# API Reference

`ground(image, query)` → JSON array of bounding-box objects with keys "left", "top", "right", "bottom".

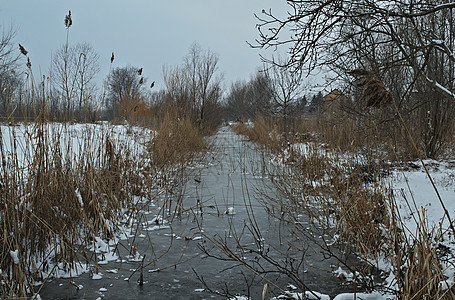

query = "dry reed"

[
  {"left": 234, "top": 112, "right": 455, "bottom": 298},
  {"left": 0, "top": 106, "right": 208, "bottom": 297}
]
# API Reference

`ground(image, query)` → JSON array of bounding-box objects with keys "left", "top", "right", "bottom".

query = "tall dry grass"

[
  {"left": 0, "top": 17, "right": 213, "bottom": 297},
  {"left": 0, "top": 123, "right": 134, "bottom": 297},
  {"left": 232, "top": 117, "right": 283, "bottom": 153},
  {"left": 0, "top": 104, "right": 208, "bottom": 298},
  {"left": 148, "top": 108, "right": 206, "bottom": 170},
  {"left": 234, "top": 111, "right": 455, "bottom": 298}
]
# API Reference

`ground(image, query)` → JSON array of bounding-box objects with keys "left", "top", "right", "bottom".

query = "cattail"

[
  {"left": 18, "top": 44, "right": 28, "bottom": 56},
  {"left": 150, "top": 81, "right": 155, "bottom": 89},
  {"left": 110, "top": 52, "right": 114, "bottom": 64},
  {"left": 139, "top": 77, "right": 144, "bottom": 84},
  {"left": 64, "top": 10, "right": 72, "bottom": 28},
  {"left": 137, "top": 68, "right": 143, "bottom": 75}
]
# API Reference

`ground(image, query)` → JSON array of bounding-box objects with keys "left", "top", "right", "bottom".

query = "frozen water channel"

[{"left": 38, "top": 127, "right": 363, "bottom": 299}]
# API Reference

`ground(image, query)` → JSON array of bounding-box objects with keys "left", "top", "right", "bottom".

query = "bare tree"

[
  {"left": 105, "top": 66, "right": 146, "bottom": 117},
  {"left": 0, "top": 25, "right": 19, "bottom": 72},
  {"left": 162, "top": 64, "right": 191, "bottom": 113},
  {"left": 188, "top": 43, "right": 221, "bottom": 127},
  {"left": 263, "top": 56, "right": 305, "bottom": 141},
  {"left": 0, "top": 25, "right": 21, "bottom": 117},
  {"left": 254, "top": 1, "right": 455, "bottom": 101},
  {"left": 225, "top": 71, "right": 273, "bottom": 121},
  {"left": 163, "top": 42, "right": 223, "bottom": 130},
  {"left": 247, "top": 71, "right": 274, "bottom": 117},
  {"left": 51, "top": 42, "right": 100, "bottom": 118},
  {"left": 225, "top": 80, "right": 250, "bottom": 121}
]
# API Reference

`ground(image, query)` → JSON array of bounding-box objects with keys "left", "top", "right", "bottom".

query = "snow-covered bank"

[
  {"left": 0, "top": 122, "right": 156, "bottom": 169},
  {"left": 391, "top": 159, "right": 455, "bottom": 237},
  {"left": 271, "top": 139, "right": 455, "bottom": 299}
]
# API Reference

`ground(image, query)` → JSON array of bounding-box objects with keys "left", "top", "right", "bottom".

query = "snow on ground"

[
  {"left": 332, "top": 292, "right": 389, "bottom": 300},
  {"left": 390, "top": 159, "right": 455, "bottom": 237},
  {"left": 286, "top": 141, "right": 455, "bottom": 242},
  {"left": 270, "top": 290, "right": 330, "bottom": 300},
  {"left": 0, "top": 122, "right": 156, "bottom": 170}
]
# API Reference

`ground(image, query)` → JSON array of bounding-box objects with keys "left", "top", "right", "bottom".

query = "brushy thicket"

[{"left": 233, "top": 111, "right": 455, "bottom": 299}]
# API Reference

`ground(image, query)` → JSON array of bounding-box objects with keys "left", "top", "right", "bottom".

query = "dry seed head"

[
  {"left": 348, "top": 69, "right": 371, "bottom": 77},
  {"left": 150, "top": 81, "right": 155, "bottom": 89},
  {"left": 65, "top": 10, "right": 72, "bottom": 28},
  {"left": 138, "top": 68, "right": 143, "bottom": 75},
  {"left": 110, "top": 52, "right": 115, "bottom": 63},
  {"left": 349, "top": 68, "right": 392, "bottom": 108},
  {"left": 26, "top": 57, "right": 32, "bottom": 69},
  {"left": 18, "top": 44, "right": 28, "bottom": 56},
  {"left": 139, "top": 77, "right": 144, "bottom": 84}
]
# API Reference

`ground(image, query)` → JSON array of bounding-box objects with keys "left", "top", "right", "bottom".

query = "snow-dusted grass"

[{"left": 0, "top": 122, "right": 151, "bottom": 297}]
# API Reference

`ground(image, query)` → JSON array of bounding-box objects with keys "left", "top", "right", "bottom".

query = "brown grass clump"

[
  {"left": 387, "top": 198, "right": 455, "bottom": 299},
  {"left": 232, "top": 117, "right": 283, "bottom": 152},
  {"left": 0, "top": 123, "right": 133, "bottom": 285},
  {"left": 147, "top": 108, "right": 206, "bottom": 171},
  {"left": 118, "top": 95, "right": 154, "bottom": 126},
  {"left": 299, "top": 114, "right": 360, "bottom": 151},
  {"left": 270, "top": 143, "right": 390, "bottom": 254}
]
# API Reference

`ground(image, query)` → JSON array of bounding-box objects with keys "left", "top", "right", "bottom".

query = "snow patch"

[
  {"left": 91, "top": 273, "right": 103, "bottom": 280},
  {"left": 9, "top": 250, "right": 19, "bottom": 264}
]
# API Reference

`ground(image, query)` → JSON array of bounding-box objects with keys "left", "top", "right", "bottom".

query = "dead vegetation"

[
  {"left": 349, "top": 69, "right": 393, "bottom": 109},
  {"left": 0, "top": 102, "right": 208, "bottom": 298},
  {"left": 232, "top": 111, "right": 455, "bottom": 299}
]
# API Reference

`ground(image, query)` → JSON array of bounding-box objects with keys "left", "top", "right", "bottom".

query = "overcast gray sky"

[{"left": 0, "top": 0, "right": 288, "bottom": 90}]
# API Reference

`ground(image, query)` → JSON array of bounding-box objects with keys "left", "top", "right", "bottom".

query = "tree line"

[{"left": 0, "top": 22, "right": 326, "bottom": 132}]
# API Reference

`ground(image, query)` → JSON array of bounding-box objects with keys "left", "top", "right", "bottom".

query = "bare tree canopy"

[
  {"left": 225, "top": 70, "right": 274, "bottom": 120},
  {"left": 0, "top": 25, "right": 20, "bottom": 72},
  {"left": 105, "top": 65, "right": 146, "bottom": 114},
  {"left": 163, "top": 42, "right": 223, "bottom": 129},
  {"left": 0, "top": 25, "right": 23, "bottom": 115},
  {"left": 51, "top": 42, "right": 100, "bottom": 112},
  {"left": 264, "top": 56, "right": 305, "bottom": 115},
  {"left": 254, "top": 0, "right": 455, "bottom": 100}
]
